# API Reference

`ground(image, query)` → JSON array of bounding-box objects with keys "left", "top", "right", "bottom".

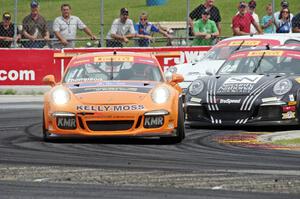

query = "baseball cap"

[
  {"left": 281, "top": 0, "right": 289, "bottom": 8},
  {"left": 30, "top": 1, "right": 39, "bottom": 8},
  {"left": 203, "top": 9, "right": 210, "bottom": 15},
  {"left": 120, "top": 8, "right": 129, "bottom": 15},
  {"left": 248, "top": 0, "right": 256, "bottom": 9},
  {"left": 3, "top": 12, "right": 11, "bottom": 20}
]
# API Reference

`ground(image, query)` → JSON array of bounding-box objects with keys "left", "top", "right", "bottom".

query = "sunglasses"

[
  {"left": 282, "top": 10, "right": 289, "bottom": 13},
  {"left": 140, "top": 18, "right": 147, "bottom": 21},
  {"left": 239, "top": 5, "right": 246, "bottom": 8}
]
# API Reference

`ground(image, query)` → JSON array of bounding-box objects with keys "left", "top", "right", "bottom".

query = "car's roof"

[{"left": 220, "top": 33, "right": 300, "bottom": 44}]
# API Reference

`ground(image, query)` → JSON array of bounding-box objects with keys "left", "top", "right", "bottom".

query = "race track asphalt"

[{"left": 0, "top": 101, "right": 299, "bottom": 199}]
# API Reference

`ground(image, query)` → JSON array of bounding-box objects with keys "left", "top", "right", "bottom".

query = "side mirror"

[
  {"left": 171, "top": 74, "right": 184, "bottom": 84},
  {"left": 43, "top": 75, "right": 56, "bottom": 87},
  {"left": 205, "top": 70, "right": 214, "bottom": 76}
]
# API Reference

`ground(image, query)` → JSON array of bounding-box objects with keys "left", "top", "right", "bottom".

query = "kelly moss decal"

[
  {"left": 94, "top": 56, "right": 134, "bottom": 63},
  {"left": 248, "top": 50, "right": 283, "bottom": 57}
]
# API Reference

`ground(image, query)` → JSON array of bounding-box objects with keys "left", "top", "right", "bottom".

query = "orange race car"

[{"left": 42, "top": 52, "right": 185, "bottom": 143}]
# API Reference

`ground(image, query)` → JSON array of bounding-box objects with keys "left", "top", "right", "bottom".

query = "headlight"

[
  {"left": 273, "top": 79, "right": 293, "bottom": 96},
  {"left": 168, "top": 66, "right": 177, "bottom": 74},
  {"left": 52, "top": 87, "right": 70, "bottom": 105},
  {"left": 189, "top": 79, "right": 204, "bottom": 96},
  {"left": 151, "top": 87, "right": 170, "bottom": 104}
]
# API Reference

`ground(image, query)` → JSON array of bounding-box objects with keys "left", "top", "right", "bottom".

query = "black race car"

[{"left": 185, "top": 46, "right": 300, "bottom": 126}]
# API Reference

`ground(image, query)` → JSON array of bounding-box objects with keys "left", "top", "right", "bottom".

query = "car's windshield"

[
  {"left": 203, "top": 45, "right": 254, "bottom": 61},
  {"left": 217, "top": 51, "right": 300, "bottom": 75},
  {"left": 63, "top": 61, "right": 163, "bottom": 83}
]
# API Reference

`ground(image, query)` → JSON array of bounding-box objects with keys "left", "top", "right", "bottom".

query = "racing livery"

[
  {"left": 168, "top": 34, "right": 300, "bottom": 91},
  {"left": 186, "top": 46, "right": 300, "bottom": 126},
  {"left": 43, "top": 52, "right": 185, "bottom": 143}
]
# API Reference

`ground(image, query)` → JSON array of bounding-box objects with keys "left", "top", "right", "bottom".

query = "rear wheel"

[{"left": 161, "top": 97, "right": 185, "bottom": 144}]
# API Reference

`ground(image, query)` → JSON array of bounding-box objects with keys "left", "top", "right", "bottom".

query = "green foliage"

[
  {"left": 2, "top": 89, "right": 17, "bottom": 95},
  {"left": 274, "top": 138, "right": 300, "bottom": 145}
]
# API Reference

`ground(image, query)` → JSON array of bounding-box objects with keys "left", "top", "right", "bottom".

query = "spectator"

[
  {"left": 274, "top": 0, "right": 293, "bottom": 27},
  {"left": 232, "top": 1, "right": 262, "bottom": 36},
  {"left": 248, "top": 0, "right": 259, "bottom": 34},
  {"left": 106, "top": 8, "right": 150, "bottom": 47},
  {"left": 261, "top": 4, "right": 275, "bottom": 33},
  {"left": 134, "top": 12, "right": 171, "bottom": 47},
  {"left": 22, "top": 1, "right": 49, "bottom": 48},
  {"left": 0, "top": 12, "right": 20, "bottom": 48},
  {"left": 52, "top": 4, "right": 96, "bottom": 49},
  {"left": 189, "top": 0, "right": 221, "bottom": 36},
  {"left": 192, "top": 10, "right": 219, "bottom": 46},
  {"left": 292, "top": 10, "right": 300, "bottom": 33},
  {"left": 276, "top": 8, "right": 292, "bottom": 33}
]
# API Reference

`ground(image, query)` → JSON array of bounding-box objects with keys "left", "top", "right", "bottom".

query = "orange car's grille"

[{"left": 86, "top": 120, "right": 134, "bottom": 131}]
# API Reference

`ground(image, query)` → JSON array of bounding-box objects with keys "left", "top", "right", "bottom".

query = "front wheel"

[
  {"left": 161, "top": 97, "right": 185, "bottom": 144},
  {"left": 42, "top": 111, "right": 51, "bottom": 142}
]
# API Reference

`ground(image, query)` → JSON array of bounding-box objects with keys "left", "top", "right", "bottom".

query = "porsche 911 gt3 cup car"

[
  {"left": 186, "top": 46, "right": 300, "bottom": 126},
  {"left": 43, "top": 52, "right": 185, "bottom": 143},
  {"left": 168, "top": 34, "right": 300, "bottom": 91}
]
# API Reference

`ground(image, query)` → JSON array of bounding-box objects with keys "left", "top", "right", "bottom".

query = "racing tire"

[
  {"left": 42, "top": 110, "right": 51, "bottom": 142},
  {"left": 160, "top": 97, "right": 185, "bottom": 144}
]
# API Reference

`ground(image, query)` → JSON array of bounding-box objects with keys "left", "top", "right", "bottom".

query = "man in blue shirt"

[{"left": 134, "top": 12, "right": 171, "bottom": 47}]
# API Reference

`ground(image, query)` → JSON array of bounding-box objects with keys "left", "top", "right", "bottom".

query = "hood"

[
  {"left": 210, "top": 74, "right": 284, "bottom": 96},
  {"left": 177, "top": 60, "right": 225, "bottom": 81},
  {"left": 67, "top": 81, "right": 158, "bottom": 104}
]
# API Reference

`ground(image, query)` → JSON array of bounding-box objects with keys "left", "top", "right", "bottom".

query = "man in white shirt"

[
  {"left": 53, "top": 3, "right": 96, "bottom": 48},
  {"left": 106, "top": 8, "right": 150, "bottom": 47},
  {"left": 248, "top": 0, "right": 259, "bottom": 34}
]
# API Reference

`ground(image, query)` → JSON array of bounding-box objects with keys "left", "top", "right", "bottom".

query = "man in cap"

[
  {"left": 52, "top": 3, "right": 96, "bottom": 48},
  {"left": 248, "top": 0, "right": 260, "bottom": 34},
  {"left": 22, "top": 0, "right": 50, "bottom": 48},
  {"left": 192, "top": 9, "right": 219, "bottom": 46},
  {"left": 274, "top": 0, "right": 294, "bottom": 27},
  {"left": 232, "top": 1, "right": 262, "bottom": 36},
  {"left": 0, "top": 12, "right": 21, "bottom": 48},
  {"left": 189, "top": 0, "right": 221, "bottom": 36},
  {"left": 106, "top": 8, "right": 151, "bottom": 47}
]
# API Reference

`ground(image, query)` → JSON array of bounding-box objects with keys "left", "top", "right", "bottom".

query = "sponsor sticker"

[
  {"left": 288, "top": 101, "right": 297, "bottom": 106},
  {"left": 289, "top": 94, "right": 295, "bottom": 102},
  {"left": 229, "top": 40, "right": 261, "bottom": 46},
  {"left": 282, "top": 111, "right": 296, "bottom": 120},
  {"left": 144, "top": 116, "right": 164, "bottom": 128},
  {"left": 248, "top": 50, "right": 283, "bottom": 57},
  {"left": 57, "top": 117, "right": 77, "bottom": 129},
  {"left": 224, "top": 75, "right": 263, "bottom": 84},
  {"left": 218, "top": 83, "right": 254, "bottom": 93},
  {"left": 94, "top": 56, "right": 134, "bottom": 62},
  {"left": 219, "top": 99, "right": 241, "bottom": 104},
  {"left": 76, "top": 104, "right": 144, "bottom": 112},
  {"left": 295, "top": 77, "right": 300, "bottom": 84}
]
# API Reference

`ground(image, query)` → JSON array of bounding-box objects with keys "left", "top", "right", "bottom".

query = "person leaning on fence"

[
  {"left": 189, "top": 0, "right": 221, "bottom": 37},
  {"left": 0, "top": 12, "right": 21, "bottom": 48},
  {"left": 275, "top": 7, "right": 292, "bottom": 33},
  {"left": 292, "top": 10, "right": 300, "bottom": 33},
  {"left": 232, "top": 1, "right": 262, "bottom": 36},
  {"left": 22, "top": 1, "right": 50, "bottom": 48},
  {"left": 248, "top": 0, "right": 259, "bottom": 34},
  {"left": 261, "top": 4, "right": 276, "bottom": 33},
  {"left": 192, "top": 9, "right": 219, "bottom": 46},
  {"left": 106, "top": 8, "right": 150, "bottom": 47},
  {"left": 52, "top": 4, "right": 96, "bottom": 49},
  {"left": 274, "top": 0, "right": 293, "bottom": 28},
  {"left": 134, "top": 12, "right": 171, "bottom": 47}
]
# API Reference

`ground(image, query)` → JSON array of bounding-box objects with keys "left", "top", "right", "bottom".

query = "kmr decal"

[
  {"left": 57, "top": 117, "right": 77, "bottom": 129},
  {"left": 144, "top": 116, "right": 164, "bottom": 128},
  {"left": 76, "top": 104, "right": 144, "bottom": 112},
  {"left": 224, "top": 75, "right": 263, "bottom": 84}
]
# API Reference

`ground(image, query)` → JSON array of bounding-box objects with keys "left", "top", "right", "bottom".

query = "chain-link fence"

[{"left": 0, "top": 0, "right": 299, "bottom": 48}]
